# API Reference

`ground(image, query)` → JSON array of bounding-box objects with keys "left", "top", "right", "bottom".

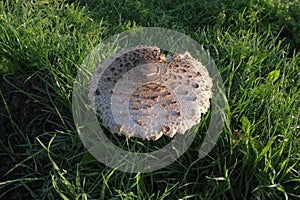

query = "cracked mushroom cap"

[{"left": 89, "top": 46, "right": 213, "bottom": 140}]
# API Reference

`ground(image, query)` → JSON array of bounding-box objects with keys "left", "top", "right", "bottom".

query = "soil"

[{"left": 0, "top": 73, "right": 61, "bottom": 199}]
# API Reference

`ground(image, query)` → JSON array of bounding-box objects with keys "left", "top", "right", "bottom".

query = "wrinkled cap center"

[{"left": 140, "top": 63, "right": 160, "bottom": 76}]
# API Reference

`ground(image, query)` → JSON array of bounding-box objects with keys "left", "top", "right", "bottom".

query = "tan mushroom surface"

[{"left": 89, "top": 46, "right": 213, "bottom": 140}]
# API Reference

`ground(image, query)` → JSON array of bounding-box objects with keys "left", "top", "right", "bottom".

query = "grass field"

[{"left": 0, "top": 0, "right": 299, "bottom": 199}]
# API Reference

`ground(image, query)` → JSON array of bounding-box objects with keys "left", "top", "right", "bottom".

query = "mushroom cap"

[{"left": 89, "top": 46, "right": 213, "bottom": 140}]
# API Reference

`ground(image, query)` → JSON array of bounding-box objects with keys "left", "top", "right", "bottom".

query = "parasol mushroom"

[{"left": 89, "top": 46, "right": 213, "bottom": 140}]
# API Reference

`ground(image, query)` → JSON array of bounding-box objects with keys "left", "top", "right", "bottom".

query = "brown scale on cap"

[{"left": 89, "top": 46, "right": 213, "bottom": 140}]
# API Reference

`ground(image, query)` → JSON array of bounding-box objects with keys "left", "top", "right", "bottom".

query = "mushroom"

[{"left": 89, "top": 46, "right": 213, "bottom": 140}]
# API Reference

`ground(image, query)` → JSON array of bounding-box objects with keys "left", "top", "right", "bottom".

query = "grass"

[{"left": 0, "top": 0, "right": 299, "bottom": 199}]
